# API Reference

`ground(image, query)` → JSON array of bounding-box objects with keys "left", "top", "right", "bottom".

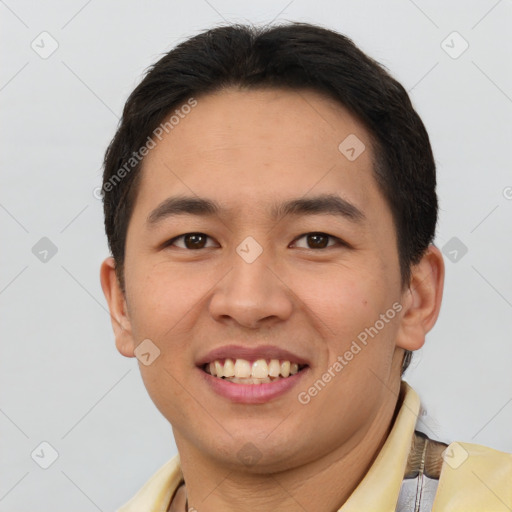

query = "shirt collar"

[{"left": 341, "top": 380, "right": 420, "bottom": 510}]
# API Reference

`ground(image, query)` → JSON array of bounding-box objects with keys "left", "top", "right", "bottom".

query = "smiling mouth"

[{"left": 202, "top": 358, "right": 308, "bottom": 384}]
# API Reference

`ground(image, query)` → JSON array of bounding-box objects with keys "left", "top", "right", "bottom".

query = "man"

[{"left": 99, "top": 22, "right": 511, "bottom": 511}]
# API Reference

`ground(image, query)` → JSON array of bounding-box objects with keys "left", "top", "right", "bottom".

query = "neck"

[{"left": 174, "top": 374, "right": 403, "bottom": 512}]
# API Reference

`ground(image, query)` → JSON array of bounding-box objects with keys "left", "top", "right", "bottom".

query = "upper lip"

[{"left": 196, "top": 344, "right": 311, "bottom": 367}]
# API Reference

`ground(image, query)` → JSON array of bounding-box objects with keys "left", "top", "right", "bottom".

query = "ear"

[
  {"left": 395, "top": 244, "right": 445, "bottom": 352},
  {"left": 100, "top": 257, "right": 136, "bottom": 358}
]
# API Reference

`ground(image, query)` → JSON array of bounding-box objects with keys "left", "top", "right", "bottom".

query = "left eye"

[
  {"left": 165, "top": 233, "right": 217, "bottom": 250},
  {"left": 291, "top": 233, "right": 342, "bottom": 249}
]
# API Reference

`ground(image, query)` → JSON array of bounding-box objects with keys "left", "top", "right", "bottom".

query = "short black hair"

[{"left": 102, "top": 22, "right": 438, "bottom": 375}]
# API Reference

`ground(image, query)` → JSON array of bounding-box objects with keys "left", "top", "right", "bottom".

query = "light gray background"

[{"left": 1, "top": 0, "right": 511, "bottom": 510}]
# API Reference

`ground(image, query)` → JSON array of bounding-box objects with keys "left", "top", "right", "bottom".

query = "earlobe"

[
  {"left": 99, "top": 257, "right": 136, "bottom": 358},
  {"left": 395, "top": 244, "right": 445, "bottom": 352}
]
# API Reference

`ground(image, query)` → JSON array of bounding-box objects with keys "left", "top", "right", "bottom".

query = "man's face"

[{"left": 115, "top": 88, "right": 410, "bottom": 470}]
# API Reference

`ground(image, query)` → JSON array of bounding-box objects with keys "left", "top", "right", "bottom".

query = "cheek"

[
  {"left": 290, "top": 265, "right": 387, "bottom": 338},
  {"left": 126, "top": 260, "right": 208, "bottom": 343},
  {"left": 138, "top": 361, "right": 191, "bottom": 430},
  {"left": 290, "top": 262, "right": 399, "bottom": 376},
  {"left": 128, "top": 264, "right": 204, "bottom": 418}
]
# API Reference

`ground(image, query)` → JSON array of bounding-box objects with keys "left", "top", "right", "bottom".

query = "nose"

[{"left": 208, "top": 246, "right": 293, "bottom": 329}]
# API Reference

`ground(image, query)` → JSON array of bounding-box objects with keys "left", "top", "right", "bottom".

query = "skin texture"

[{"left": 100, "top": 87, "right": 445, "bottom": 512}]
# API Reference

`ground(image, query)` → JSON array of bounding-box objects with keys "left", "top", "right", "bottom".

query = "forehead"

[{"left": 130, "top": 87, "right": 391, "bottom": 231}]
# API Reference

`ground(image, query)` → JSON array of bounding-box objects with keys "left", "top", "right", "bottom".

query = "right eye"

[{"left": 164, "top": 232, "right": 218, "bottom": 250}]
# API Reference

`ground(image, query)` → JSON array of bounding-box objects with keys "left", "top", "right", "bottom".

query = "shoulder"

[
  {"left": 399, "top": 430, "right": 512, "bottom": 511},
  {"left": 116, "top": 455, "right": 183, "bottom": 512},
  {"left": 433, "top": 440, "right": 512, "bottom": 511}
]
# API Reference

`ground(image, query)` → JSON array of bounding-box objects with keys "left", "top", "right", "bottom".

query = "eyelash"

[{"left": 164, "top": 232, "right": 348, "bottom": 250}]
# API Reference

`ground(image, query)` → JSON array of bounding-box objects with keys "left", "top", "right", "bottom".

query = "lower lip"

[{"left": 198, "top": 367, "right": 310, "bottom": 404}]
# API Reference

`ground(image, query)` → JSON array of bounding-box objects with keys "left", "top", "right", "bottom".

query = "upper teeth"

[{"left": 207, "top": 358, "right": 301, "bottom": 379}]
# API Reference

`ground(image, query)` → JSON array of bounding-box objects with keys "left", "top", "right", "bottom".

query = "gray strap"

[
  {"left": 396, "top": 474, "right": 439, "bottom": 512},
  {"left": 395, "top": 430, "right": 446, "bottom": 511}
]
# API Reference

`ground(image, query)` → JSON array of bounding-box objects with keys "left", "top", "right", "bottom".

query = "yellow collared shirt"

[{"left": 117, "top": 381, "right": 512, "bottom": 511}]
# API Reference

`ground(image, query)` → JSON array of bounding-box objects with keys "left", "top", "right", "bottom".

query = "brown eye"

[
  {"left": 306, "top": 233, "right": 329, "bottom": 248},
  {"left": 184, "top": 233, "right": 207, "bottom": 249},
  {"left": 166, "top": 233, "right": 215, "bottom": 249},
  {"left": 292, "top": 232, "right": 340, "bottom": 249}
]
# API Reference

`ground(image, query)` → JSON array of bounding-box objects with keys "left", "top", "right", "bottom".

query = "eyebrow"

[{"left": 146, "top": 194, "right": 366, "bottom": 228}]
